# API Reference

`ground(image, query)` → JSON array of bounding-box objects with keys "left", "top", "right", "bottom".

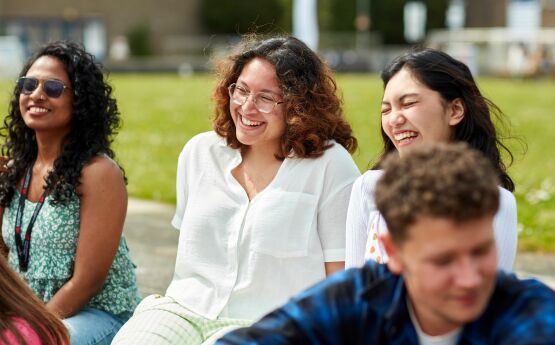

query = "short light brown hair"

[
  {"left": 212, "top": 35, "right": 357, "bottom": 159},
  {"left": 375, "top": 143, "right": 500, "bottom": 244}
]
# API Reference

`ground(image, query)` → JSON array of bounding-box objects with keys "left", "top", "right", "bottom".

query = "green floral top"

[{"left": 1, "top": 190, "right": 140, "bottom": 315}]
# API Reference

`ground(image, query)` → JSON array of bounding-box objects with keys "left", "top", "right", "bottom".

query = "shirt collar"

[
  {"left": 215, "top": 135, "right": 242, "bottom": 161},
  {"left": 216, "top": 135, "right": 231, "bottom": 148},
  {"left": 359, "top": 263, "right": 411, "bottom": 330}
]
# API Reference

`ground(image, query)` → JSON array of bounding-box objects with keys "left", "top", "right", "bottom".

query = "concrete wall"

[
  {"left": 466, "top": 0, "right": 507, "bottom": 27},
  {"left": 542, "top": 7, "right": 555, "bottom": 26}
]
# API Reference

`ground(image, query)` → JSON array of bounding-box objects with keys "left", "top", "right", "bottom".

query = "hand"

[{"left": 0, "top": 156, "right": 14, "bottom": 173}]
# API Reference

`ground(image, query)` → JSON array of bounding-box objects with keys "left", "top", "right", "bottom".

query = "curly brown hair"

[
  {"left": 375, "top": 143, "right": 500, "bottom": 244},
  {"left": 213, "top": 35, "right": 357, "bottom": 159}
]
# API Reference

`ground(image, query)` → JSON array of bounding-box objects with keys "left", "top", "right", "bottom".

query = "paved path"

[
  {"left": 124, "top": 198, "right": 555, "bottom": 297},
  {"left": 124, "top": 199, "right": 178, "bottom": 297}
]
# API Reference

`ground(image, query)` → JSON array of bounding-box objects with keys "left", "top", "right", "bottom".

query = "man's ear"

[
  {"left": 448, "top": 98, "right": 465, "bottom": 126},
  {"left": 380, "top": 233, "right": 403, "bottom": 274}
]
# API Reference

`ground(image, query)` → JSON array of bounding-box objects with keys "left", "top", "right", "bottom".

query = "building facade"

[{"left": 0, "top": 0, "right": 201, "bottom": 60}]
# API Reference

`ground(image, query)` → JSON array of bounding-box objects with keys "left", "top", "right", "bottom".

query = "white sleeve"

[
  {"left": 494, "top": 187, "right": 518, "bottom": 271},
  {"left": 318, "top": 183, "right": 357, "bottom": 262},
  {"left": 345, "top": 171, "right": 383, "bottom": 268},
  {"left": 171, "top": 145, "right": 189, "bottom": 231},
  {"left": 345, "top": 175, "right": 370, "bottom": 268},
  {"left": 316, "top": 146, "right": 361, "bottom": 262}
]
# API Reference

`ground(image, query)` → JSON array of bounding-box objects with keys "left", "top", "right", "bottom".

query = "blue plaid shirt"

[{"left": 218, "top": 261, "right": 555, "bottom": 344}]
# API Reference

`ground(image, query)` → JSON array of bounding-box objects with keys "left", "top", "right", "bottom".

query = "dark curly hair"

[
  {"left": 0, "top": 40, "right": 124, "bottom": 206},
  {"left": 213, "top": 35, "right": 357, "bottom": 159},
  {"left": 375, "top": 48, "right": 514, "bottom": 192},
  {"left": 376, "top": 143, "right": 500, "bottom": 244}
]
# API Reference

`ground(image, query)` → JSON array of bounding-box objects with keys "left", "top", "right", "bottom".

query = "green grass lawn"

[{"left": 1, "top": 74, "right": 554, "bottom": 251}]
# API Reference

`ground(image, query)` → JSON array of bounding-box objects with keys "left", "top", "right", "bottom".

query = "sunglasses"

[{"left": 17, "top": 77, "right": 71, "bottom": 98}]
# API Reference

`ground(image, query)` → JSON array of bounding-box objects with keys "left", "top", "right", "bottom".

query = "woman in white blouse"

[
  {"left": 346, "top": 48, "right": 517, "bottom": 271},
  {"left": 113, "top": 36, "right": 360, "bottom": 344}
]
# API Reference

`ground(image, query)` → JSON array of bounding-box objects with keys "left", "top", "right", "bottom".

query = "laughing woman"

[
  {"left": 112, "top": 36, "right": 360, "bottom": 345},
  {"left": 0, "top": 41, "right": 140, "bottom": 345},
  {"left": 345, "top": 48, "right": 517, "bottom": 271}
]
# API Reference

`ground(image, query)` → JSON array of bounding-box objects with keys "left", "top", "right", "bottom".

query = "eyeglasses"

[
  {"left": 228, "top": 83, "right": 283, "bottom": 114},
  {"left": 17, "top": 77, "right": 71, "bottom": 98}
]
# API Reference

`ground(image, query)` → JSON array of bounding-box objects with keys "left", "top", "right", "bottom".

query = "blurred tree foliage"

[
  {"left": 319, "top": 0, "right": 357, "bottom": 31},
  {"left": 425, "top": 0, "right": 449, "bottom": 32},
  {"left": 370, "top": 0, "right": 406, "bottom": 44},
  {"left": 200, "top": 0, "right": 358, "bottom": 34},
  {"left": 199, "top": 0, "right": 447, "bottom": 44},
  {"left": 127, "top": 24, "right": 151, "bottom": 56},
  {"left": 370, "top": 0, "right": 448, "bottom": 44},
  {"left": 201, "top": 0, "right": 289, "bottom": 34}
]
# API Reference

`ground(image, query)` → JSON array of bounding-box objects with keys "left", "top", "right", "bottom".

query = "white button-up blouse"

[{"left": 166, "top": 131, "right": 360, "bottom": 320}]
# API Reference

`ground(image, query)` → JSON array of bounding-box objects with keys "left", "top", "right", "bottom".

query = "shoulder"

[
  {"left": 81, "top": 155, "right": 124, "bottom": 183},
  {"left": 320, "top": 141, "right": 357, "bottom": 162},
  {"left": 491, "top": 271, "right": 555, "bottom": 316},
  {"left": 290, "top": 141, "right": 359, "bottom": 187},
  {"left": 495, "top": 272, "right": 555, "bottom": 302},
  {"left": 183, "top": 131, "right": 223, "bottom": 151},
  {"left": 487, "top": 273, "right": 555, "bottom": 339},
  {"left": 357, "top": 170, "right": 383, "bottom": 188},
  {"left": 498, "top": 186, "right": 516, "bottom": 205},
  {"left": 179, "top": 131, "right": 227, "bottom": 159},
  {"left": 3, "top": 317, "right": 42, "bottom": 344},
  {"left": 352, "top": 170, "right": 383, "bottom": 196},
  {"left": 78, "top": 155, "right": 125, "bottom": 194},
  {"left": 495, "top": 186, "right": 517, "bottom": 218},
  {"left": 313, "top": 141, "right": 360, "bottom": 175}
]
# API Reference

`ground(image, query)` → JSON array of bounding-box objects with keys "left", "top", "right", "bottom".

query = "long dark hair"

[
  {"left": 375, "top": 48, "right": 514, "bottom": 192},
  {"left": 213, "top": 35, "right": 357, "bottom": 159},
  {"left": 0, "top": 255, "right": 69, "bottom": 344},
  {"left": 0, "top": 40, "right": 124, "bottom": 206}
]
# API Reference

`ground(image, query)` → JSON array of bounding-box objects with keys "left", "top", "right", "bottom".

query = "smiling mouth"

[
  {"left": 452, "top": 292, "right": 481, "bottom": 306},
  {"left": 28, "top": 106, "right": 50, "bottom": 113},
  {"left": 240, "top": 115, "right": 263, "bottom": 127},
  {"left": 394, "top": 131, "right": 418, "bottom": 144}
]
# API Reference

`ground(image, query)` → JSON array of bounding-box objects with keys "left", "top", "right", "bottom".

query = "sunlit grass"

[{"left": 1, "top": 74, "right": 554, "bottom": 251}]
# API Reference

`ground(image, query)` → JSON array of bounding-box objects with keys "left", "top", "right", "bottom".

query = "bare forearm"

[
  {"left": 325, "top": 261, "right": 345, "bottom": 276},
  {"left": 46, "top": 277, "right": 104, "bottom": 318}
]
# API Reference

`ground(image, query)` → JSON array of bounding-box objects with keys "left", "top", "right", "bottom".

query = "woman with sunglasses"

[
  {"left": 0, "top": 41, "right": 140, "bottom": 344},
  {"left": 345, "top": 48, "right": 517, "bottom": 271},
  {"left": 112, "top": 36, "right": 360, "bottom": 345}
]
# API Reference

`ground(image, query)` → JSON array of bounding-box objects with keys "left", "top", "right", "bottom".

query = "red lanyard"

[{"left": 14, "top": 164, "right": 47, "bottom": 272}]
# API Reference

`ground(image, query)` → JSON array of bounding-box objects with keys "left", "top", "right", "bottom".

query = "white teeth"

[
  {"left": 394, "top": 131, "right": 417, "bottom": 141},
  {"left": 241, "top": 116, "right": 262, "bottom": 126},
  {"left": 29, "top": 107, "right": 48, "bottom": 113}
]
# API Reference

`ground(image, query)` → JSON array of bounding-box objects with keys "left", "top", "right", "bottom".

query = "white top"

[
  {"left": 345, "top": 170, "right": 518, "bottom": 271},
  {"left": 167, "top": 131, "right": 360, "bottom": 320},
  {"left": 407, "top": 298, "right": 461, "bottom": 345}
]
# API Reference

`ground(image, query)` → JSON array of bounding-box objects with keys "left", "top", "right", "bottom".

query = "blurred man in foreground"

[{"left": 218, "top": 143, "right": 555, "bottom": 344}]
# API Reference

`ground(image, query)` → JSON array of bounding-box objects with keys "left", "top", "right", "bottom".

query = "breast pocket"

[{"left": 251, "top": 191, "right": 317, "bottom": 258}]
